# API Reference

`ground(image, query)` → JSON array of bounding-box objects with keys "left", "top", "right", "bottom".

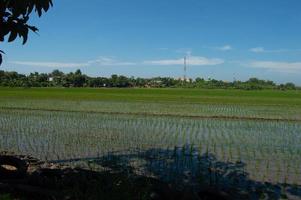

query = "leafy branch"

[{"left": 0, "top": 0, "right": 53, "bottom": 65}]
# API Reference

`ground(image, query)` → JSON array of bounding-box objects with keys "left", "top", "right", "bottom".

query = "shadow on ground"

[{"left": 1, "top": 147, "right": 301, "bottom": 200}]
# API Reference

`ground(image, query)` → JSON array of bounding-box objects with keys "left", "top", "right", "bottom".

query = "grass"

[
  {"left": 0, "top": 87, "right": 300, "bottom": 121},
  {"left": 0, "top": 87, "right": 301, "bottom": 106}
]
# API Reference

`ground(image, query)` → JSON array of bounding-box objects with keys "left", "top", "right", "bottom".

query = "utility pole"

[{"left": 184, "top": 56, "right": 187, "bottom": 81}]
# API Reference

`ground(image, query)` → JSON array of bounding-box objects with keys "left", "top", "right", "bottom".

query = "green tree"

[
  {"left": 0, "top": 0, "right": 53, "bottom": 65},
  {"left": 284, "top": 82, "right": 296, "bottom": 90}
]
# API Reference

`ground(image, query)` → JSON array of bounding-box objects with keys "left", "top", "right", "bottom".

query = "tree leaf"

[
  {"left": 27, "top": 4, "right": 34, "bottom": 14},
  {"left": 8, "top": 31, "right": 18, "bottom": 42},
  {"left": 0, "top": 50, "right": 4, "bottom": 66},
  {"left": 42, "top": 0, "right": 50, "bottom": 12},
  {"left": 22, "top": 28, "right": 29, "bottom": 45},
  {"left": 28, "top": 25, "right": 39, "bottom": 32}
]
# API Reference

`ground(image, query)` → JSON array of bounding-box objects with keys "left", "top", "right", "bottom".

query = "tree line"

[{"left": 0, "top": 69, "right": 298, "bottom": 90}]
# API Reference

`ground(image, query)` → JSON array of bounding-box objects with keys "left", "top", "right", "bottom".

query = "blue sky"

[{"left": 1, "top": 0, "right": 301, "bottom": 84}]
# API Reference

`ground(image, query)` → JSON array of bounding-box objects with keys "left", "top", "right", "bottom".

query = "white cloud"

[
  {"left": 249, "top": 61, "right": 301, "bottom": 73},
  {"left": 9, "top": 56, "right": 224, "bottom": 68},
  {"left": 202, "top": 45, "right": 233, "bottom": 51},
  {"left": 249, "top": 47, "right": 301, "bottom": 53},
  {"left": 216, "top": 45, "right": 233, "bottom": 51},
  {"left": 9, "top": 61, "right": 88, "bottom": 68},
  {"left": 144, "top": 56, "right": 224, "bottom": 66},
  {"left": 249, "top": 47, "right": 265, "bottom": 53},
  {"left": 9, "top": 57, "right": 136, "bottom": 68},
  {"left": 88, "top": 57, "right": 136, "bottom": 66}
]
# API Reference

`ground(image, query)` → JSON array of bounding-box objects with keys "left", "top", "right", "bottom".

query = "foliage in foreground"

[
  {"left": 0, "top": 69, "right": 298, "bottom": 90},
  {"left": 0, "top": 0, "right": 53, "bottom": 65}
]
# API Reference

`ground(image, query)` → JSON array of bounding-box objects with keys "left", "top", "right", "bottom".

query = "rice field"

[{"left": 0, "top": 87, "right": 301, "bottom": 196}]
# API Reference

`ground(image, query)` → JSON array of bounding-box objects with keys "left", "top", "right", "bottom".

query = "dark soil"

[{"left": 0, "top": 152, "right": 230, "bottom": 200}]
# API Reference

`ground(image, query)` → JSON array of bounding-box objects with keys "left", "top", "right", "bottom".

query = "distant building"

[
  {"left": 178, "top": 77, "right": 191, "bottom": 82},
  {"left": 48, "top": 77, "right": 54, "bottom": 82}
]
